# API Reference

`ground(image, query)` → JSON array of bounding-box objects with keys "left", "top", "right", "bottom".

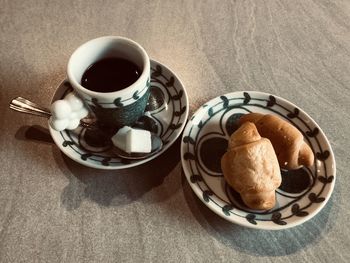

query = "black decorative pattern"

[
  {"left": 190, "top": 174, "right": 203, "bottom": 183},
  {"left": 166, "top": 76, "right": 175, "bottom": 87},
  {"left": 306, "top": 128, "right": 319, "bottom": 137},
  {"left": 291, "top": 204, "right": 309, "bottom": 217},
  {"left": 203, "top": 190, "right": 214, "bottom": 202},
  {"left": 287, "top": 108, "right": 300, "bottom": 118},
  {"left": 316, "top": 151, "right": 330, "bottom": 161},
  {"left": 243, "top": 92, "right": 251, "bottom": 104},
  {"left": 62, "top": 140, "right": 74, "bottom": 147},
  {"left": 183, "top": 136, "right": 195, "bottom": 144},
  {"left": 81, "top": 153, "right": 92, "bottom": 161},
  {"left": 222, "top": 205, "right": 234, "bottom": 216},
  {"left": 267, "top": 95, "right": 276, "bottom": 107},
  {"left": 271, "top": 212, "right": 287, "bottom": 225},
  {"left": 151, "top": 65, "right": 162, "bottom": 78},
  {"left": 318, "top": 175, "right": 334, "bottom": 184},
  {"left": 174, "top": 106, "right": 187, "bottom": 117},
  {"left": 54, "top": 62, "right": 188, "bottom": 168},
  {"left": 113, "top": 98, "right": 123, "bottom": 107},
  {"left": 220, "top": 96, "right": 229, "bottom": 108},
  {"left": 184, "top": 152, "right": 196, "bottom": 160},
  {"left": 85, "top": 78, "right": 150, "bottom": 106},
  {"left": 182, "top": 91, "right": 335, "bottom": 228},
  {"left": 246, "top": 214, "right": 257, "bottom": 225}
]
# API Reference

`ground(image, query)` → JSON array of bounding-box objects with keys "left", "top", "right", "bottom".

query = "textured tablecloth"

[{"left": 1, "top": 0, "right": 349, "bottom": 262}]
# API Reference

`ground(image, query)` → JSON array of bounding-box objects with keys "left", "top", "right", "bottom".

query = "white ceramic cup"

[{"left": 67, "top": 36, "right": 151, "bottom": 132}]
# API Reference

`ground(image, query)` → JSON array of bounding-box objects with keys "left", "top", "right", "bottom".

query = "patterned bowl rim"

[{"left": 181, "top": 90, "right": 336, "bottom": 230}]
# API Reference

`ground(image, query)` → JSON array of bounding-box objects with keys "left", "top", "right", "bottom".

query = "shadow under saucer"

[
  {"left": 54, "top": 137, "right": 182, "bottom": 210},
  {"left": 181, "top": 171, "right": 336, "bottom": 257},
  {"left": 15, "top": 125, "right": 54, "bottom": 144}
]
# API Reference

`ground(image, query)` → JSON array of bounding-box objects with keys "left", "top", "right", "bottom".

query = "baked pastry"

[
  {"left": 221, "top": 122, "right": 281, "bottom": 210},
  {"left": 239, "top": 113, "right": 314, "bottom": 170}
]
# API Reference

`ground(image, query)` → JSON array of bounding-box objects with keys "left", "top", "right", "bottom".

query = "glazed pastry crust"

[
  {"left": 221, "top": 122, "right": 281, "bottom": 210},
  {"left": 239, "top": 113, "right": 314, "bottom": 170}
]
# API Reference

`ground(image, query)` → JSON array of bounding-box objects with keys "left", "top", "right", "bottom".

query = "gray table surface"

[{"left": 1, "top": 0, "right": 349, "bottom": 262}]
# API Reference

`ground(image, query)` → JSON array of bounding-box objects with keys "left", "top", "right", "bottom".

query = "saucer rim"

[{"left": 49, "top": 59, "right": 189, "bottom": 170}]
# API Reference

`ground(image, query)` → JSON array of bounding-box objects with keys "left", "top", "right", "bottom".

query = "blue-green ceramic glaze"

[{"left": 49, "top": 60, "right": 189, "bottom": 170}]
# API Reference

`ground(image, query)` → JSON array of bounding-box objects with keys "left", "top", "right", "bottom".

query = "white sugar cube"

[
  {"left": 125, "top": 129, "right": 152, "bottom": 154},
  {"left": 111, "top": 127, "right": 152, "bottom": 154},
  {"left": 66, "top": 118, "right": 80, "bottom": 130},
  {"left": 69, "top": 111, "right": 78, "bottom": 120},
  {"left": 111, "top": 126, "right": 132, "bottom": 151},
  {"left": 51, "top": 100, "right": 71, "bottom": 119},
  {"left": 69, "top": 108, "right": 89, "bottom": 120},
  {"left": 49, "top": 117, "right": 69, "bottom": 131},
  {"left": 65, "top": 92, "right": 84, "bottom": 111},
  {"left": 77, "top": 107, "right": 89, "bottom": 119}
]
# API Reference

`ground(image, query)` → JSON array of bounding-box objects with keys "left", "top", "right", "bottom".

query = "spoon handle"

[
  {"left": 9, "top": 97, "right": 163, "bottom": 159},
  {"left": 9, "top": 97, "right": 95, "bottom": 129},
  {"left": 9, "top": 97, "right": 51, "bottom": 118}
]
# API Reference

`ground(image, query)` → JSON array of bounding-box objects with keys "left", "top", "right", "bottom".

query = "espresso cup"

[{"left": 67, "top": 36, "right": 151, "bottom": 133}]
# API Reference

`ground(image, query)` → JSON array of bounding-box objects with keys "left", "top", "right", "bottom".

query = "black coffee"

[{"left": 81, "top": 57, "right": 141, "bottom": 92}]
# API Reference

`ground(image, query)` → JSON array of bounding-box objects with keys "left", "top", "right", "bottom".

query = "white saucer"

[
  {"left": 49, "top": 59, "right": 189, "bottom": 169},
  {"left": 181, "top": 91, "right": 336, "bottom": 230}
]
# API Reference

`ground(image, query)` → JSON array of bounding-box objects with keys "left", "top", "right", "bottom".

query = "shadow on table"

[
  {"left": 16, "top": 124, "right": 338, "bottom": 256},
  {"left": 15, "top": 124, "right": 182, "bottom": 210},
  {"left": 54, "top": 135, "right": 182, "bottom": 210},
  {"left": 15, "top": 125, "right": 54, "bottom": 144},
  {"left": 182, "top": 171, "right": 337, "bottom": 257}
]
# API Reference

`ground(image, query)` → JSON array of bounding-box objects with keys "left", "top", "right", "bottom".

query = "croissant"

[
  {"left": 221, "top": 122, "right": 281, "bottom": 210},
  {"left": 239, "top": 113, "right": 314, "bottom": 170}
]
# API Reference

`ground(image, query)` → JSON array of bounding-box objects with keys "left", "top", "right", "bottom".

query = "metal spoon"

[
  {"left": 9, "top": 97, "right": 163, "bottom": 160},
  {"left": 10, "top": 97, "right": 97, "bottom": 128}
]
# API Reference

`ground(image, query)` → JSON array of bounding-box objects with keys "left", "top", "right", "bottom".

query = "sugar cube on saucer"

[
  {"left": 66, "top": 118, "right": 80, "bottom": 130},
  {"left": 111, "top": 126, "right": 132, "bottom": 151},
  {"left": 125, "top": 129, "right": 152, "bottom": 154},
  {"left": 51, "top": 100, "right": 71, "bottom": 119},
  {"left": 111, "top": 126, "right": 152, "bottom": 154},
  {"left": 50, "top": 117, "right": 69, "bottom": 131},
  {"left": 65, "top": 92, "right": 84, "bottom": 111},
  {"left": 49, "top": 92, "right": 90, "bottom": 131}
]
